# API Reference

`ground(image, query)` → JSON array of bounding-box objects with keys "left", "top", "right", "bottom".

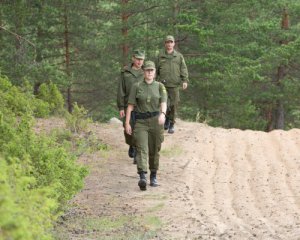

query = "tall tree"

[{"left": 1, "top": 0, "right": 300, "bottom": 129}]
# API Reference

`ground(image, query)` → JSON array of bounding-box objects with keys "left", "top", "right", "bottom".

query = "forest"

[
  {"left": 0, "top": 1, "right": 300, "bottom": 238},
  {"left": 1, "top": 1, "right": 300, "bottom": 130}
]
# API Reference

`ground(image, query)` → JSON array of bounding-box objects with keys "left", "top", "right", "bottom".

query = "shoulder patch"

[{"left": 159, "top": 82, "right": 167, "bottom": 93}]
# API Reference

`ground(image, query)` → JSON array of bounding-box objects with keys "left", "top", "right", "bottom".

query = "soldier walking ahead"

[
  {"left": 156, "top": 35, "right": 189, "bottom": 134},
  {"left": 117, "top": 50, "right": 145, "bottom": 163},
  {"left": 125, "top": 61, "right": 167, "bottom": 191}
]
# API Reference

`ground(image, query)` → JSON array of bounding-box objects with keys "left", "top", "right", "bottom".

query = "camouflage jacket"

[
  {"left": 117, "top": 65, "right": 144, "bottom": 110},
  {"left": 156, "top": 49, "right": 189, "bottom": 88}
]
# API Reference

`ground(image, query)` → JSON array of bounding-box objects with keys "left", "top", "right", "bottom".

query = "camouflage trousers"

[
  {"left": 133, "top": 116, "right": 164, "bottom": 173},
  {"left": 166, "top": 87, "right": 180, "bottom": 123}
]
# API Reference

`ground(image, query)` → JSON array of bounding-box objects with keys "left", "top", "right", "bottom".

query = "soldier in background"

[
  {"left": 125, "top": 61, "right": 167, "bottom": 191},
  {"left": 156, "top": 35, "right": 189, "bottom": 134},
  {"left": 117, "top": 49, "right": 145, "bottom": 164}
]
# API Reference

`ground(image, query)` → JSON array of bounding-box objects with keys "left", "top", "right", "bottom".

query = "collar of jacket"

[
  {"left": 122, "top": 64, "right": 142, "bottom": 77},
  {"left": 160, "top": 49, "right": 179, "bottom": 58}
]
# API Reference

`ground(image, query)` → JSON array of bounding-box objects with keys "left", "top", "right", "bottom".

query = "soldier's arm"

[
  {"left": 125, "top": 104, "right": 134, "bottom": 135},
  {"left": 117, "top": 71, "right": 126, "bottom": 116},
  {"left": 180, "top": 55, "right": 189, "bottom": 83},
  {"left": 180, "top": 55, "right": 189, "bottom": 90},
  {"left": 155, "top": 52, "right": 161, "bottom": 82},
  {"left": 158, "top": 83, "right": 167, "bottom": 125}
]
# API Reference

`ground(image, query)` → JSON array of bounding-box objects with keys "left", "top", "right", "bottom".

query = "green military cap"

[
  {"left": 165, "top": 35, "right": 175, "bottom": 42},
  {"left": 143, "top": 61, "right": 156, "bottom": 70},
  {"left": 133, "top": 49, "right": 145, "bottom": 59}
]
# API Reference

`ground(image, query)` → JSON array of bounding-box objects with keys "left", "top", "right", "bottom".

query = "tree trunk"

[
  {"left": 64, "top": 2, "right": 72, "bottom": 113},
  {"left": 274, "top": 9, "right": 289, "bottom": 130},
  {"left": 14, "top": 4, "right": 22, "bottom": 65},
  {"left": 34, "top": 3, "right": 43, "bottom": 95},
  {"left": 0, "top": 8, "right": 2, "bottom": 41},
  {"left": 121, "top": 0, "right": 129, "bottom": 66},
  {"left": 173, "top": 0, "right": 180, "bottom": 50},
  {"left": 266, "top": 8, "right": 289, "bottom": 131},
  {"left": 275, "top": 101, "right": 284, "bottom": 129}
]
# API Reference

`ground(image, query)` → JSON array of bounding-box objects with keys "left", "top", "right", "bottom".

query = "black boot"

[
  {"left": 164, "top": 117, "right": 170, "bottom": 130},
  {"left": 138, "top": 172, "right": 147, "bottom": 191},
  {"left": 128, "top": 146, "right": 136, "bottom": 158},
  {"left": 168, "top": 122, "right": 175, "bottom": 134},
  {"left": 150, "top": 171, "right": 158, "bottom": 187},
  {"left": 133, "top": 156, "right": 137, "bottom": 164}
]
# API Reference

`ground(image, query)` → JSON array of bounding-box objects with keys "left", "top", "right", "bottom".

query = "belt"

[{"left": 135, "top": 111, "right": 159, "bottom": 119}]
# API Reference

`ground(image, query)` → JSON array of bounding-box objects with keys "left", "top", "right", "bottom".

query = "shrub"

[
  {"left": 37, "top": 82, "right": 65, "bottom": 115},
  {"left": 0, "top": 76, "right": 50, "bottom": 117},
  {"left": 0, "top": 157, "right": 54, "bottom": 240},
  {"left": 65, "top": 102, "right": 91, "bottom": 133},
  {"left": 0, "top": 76, "right": 88, "bottom": 239}
]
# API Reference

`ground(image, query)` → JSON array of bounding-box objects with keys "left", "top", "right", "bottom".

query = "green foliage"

[
  {"left": 65, "top": 102, "right": 91, "bottom": 133},
  {"left": 38, "top": 82, "right": 65, "bottom": 115},
  {"left": 287, "top": 109, "right": 300, "bottom": 129},
  {"left": 93, "top": 102, "right": 119, "bottom": 122},
  {"left": 73, "top": 133, "right": 109, "bottom": 155},
  {"left": 178, "top": 0, "right": 300, "bottom": 130},
  {"left": 0, "top": 76, "right": 88, "bottom": 239},
  {"left": 0, "top": 76, "right": 50, "bottom": 117},
  {"left": 1, "top": 0, "right": 300, "bottom": 130},
  {"left": 0, "top": 157, "right": 54, "bottom": 240}
]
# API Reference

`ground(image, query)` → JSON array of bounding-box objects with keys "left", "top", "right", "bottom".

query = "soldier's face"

[
  {"left": 165, "top": 40, "right": 175, "bottom": 51},
  {"left": 132, "top": 57, "right": 144, "bottom": 69},
  {"left": 144, "top": 69, "right": 156, "bottom": 80}
]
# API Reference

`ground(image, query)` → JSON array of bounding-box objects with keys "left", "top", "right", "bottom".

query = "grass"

[
  {"left": 144, "top": 216, "right": 162, "bottom": 229},
  {"left": 143, "top": 193, "right": 168, "bottom": 200},
  {"left": 54, "top": 214, "right": 162, "bottom": 240},
  {"left": 160, "top": 144, "right": 183, "bottom": 157},
  {"left": 83, "top": 216, "right": 129, "bottom": 231},
  {"left": 148, "top": 203, "right": 165, "bottom": 213}
]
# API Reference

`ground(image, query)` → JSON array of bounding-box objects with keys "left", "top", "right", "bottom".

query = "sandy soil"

[{"left": 40, "top": 118, "right": 300, "bottom": 240}]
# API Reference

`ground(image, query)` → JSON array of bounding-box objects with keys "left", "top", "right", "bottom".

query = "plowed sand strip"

[
  {"left": 211, "top": 128, "right": 254, "bottom": 237},
  {"left": 266, "top": 132, "right": 299, "bottom": 212},
  {"left": 236, "top": 130, "right": 281, "bottom": 239},
  {"left": 267, "top": 131, "right": 300, "bottom": 239},
  {"left": 245, "top": 130, "right": 284, "bottom": 237},
  {"left": 222, "top": 129, "right": 263, "bottom": 235},
  {"left": 270, "top": 130, "right": 300, "bottom": 203},
  {"left": 173, "top": 124, "right": 219, "bottom": 237},
  {"left": 185, "top": 126, "right": 224, "bottom": 234},
  {"left": 238, "top": 130, "right": 300, "bottom": 239}
]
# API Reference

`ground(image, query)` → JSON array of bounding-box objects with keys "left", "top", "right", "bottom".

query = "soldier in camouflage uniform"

[
  {"left": 156, "top": 35, "right": 189, "bottom": 134},
  {"left": 117, "top": 50, "right": 145, "bottom": 164},
  {"left": 125, "top": 61, "right": 167, "bottom": 191}
]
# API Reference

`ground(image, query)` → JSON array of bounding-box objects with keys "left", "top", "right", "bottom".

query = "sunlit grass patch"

[
  {"left": 144, "top": 216, "right": 162, "bottom": 230},
  {"left": 83, "top": 216, "right": 128, "bottom": 231},
  {"left": 55, "top": 214, "right": 162, "bottom": 240},
  {"left": 148, "top": 203, "right": 164, "bottom": 213},
  {"left": 161, "top": 144, "right": 183, "bottom": 157},
  {"left": 143, "top": 193, "right": 168, "bottom": 200}
]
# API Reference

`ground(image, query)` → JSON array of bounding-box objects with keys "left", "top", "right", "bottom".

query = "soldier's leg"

[
  {"left": 133, "top": 121, "right": 149, "bottom": 173},
  {"left": 148, "top": 117, "right": 164, "bottom": 186},
  {"left": 164, "top": 88, "right": 171, "bottom": 130},
  {"left": 148, "top": 128, "right": 162, "bottom": 171},
  {"left": 134, "top": 121, "right": 149, "bottom": 190},
  {"left": 167, "top": 87, "right": 179, "bottom": 134},
  {"left": 123, "top": 117, "right": 136, "bottom": 159}
]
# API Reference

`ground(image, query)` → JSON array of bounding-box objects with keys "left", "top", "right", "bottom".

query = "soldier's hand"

[
  {"left": 120, "top": 110, "right": 125, "bottom": 118},
  {"left": 125, "top": 123, "right": 132, "bottom": 135},
  {"left": 182, "top": 82, "right": 188, "bottom": 90},
  {"left": 158, "top": 113, "right": 166, "bottom": 125}
]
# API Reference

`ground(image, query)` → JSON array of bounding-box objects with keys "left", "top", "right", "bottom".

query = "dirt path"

[{"left": 51, "top": 119, "right": 300, "bottom": 240}]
